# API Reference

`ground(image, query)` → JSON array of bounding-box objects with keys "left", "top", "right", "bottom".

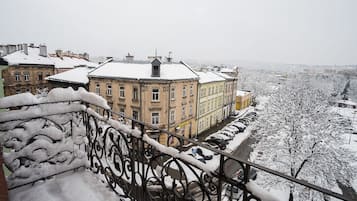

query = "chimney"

[
  {"left": 23, "top": 44, "right": 28, "bottom": 55},
  {"left": 82, "top": 52, "right": 89, "bottom": 60},
  {"left": 166, "top": 51, "right": 173, "bottom": 63},
  {"left": 151, "top": 58, "right": 161, "bottom": 77},
  {"left": 125, "top": 53, "right": 134, "bottom": 62},
  {"left": 39, "top": 45, "right": 47, "bottom": 57},
  {"left": 56, "top": 50, "right": 63, "bottom": 58}
]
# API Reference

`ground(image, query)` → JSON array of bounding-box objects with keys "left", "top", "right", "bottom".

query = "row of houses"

[{"left": 0, "top": 44, "right": 239, "bottom": 142}]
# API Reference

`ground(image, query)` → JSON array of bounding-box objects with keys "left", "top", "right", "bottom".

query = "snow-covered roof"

[
  {"left": 220, "top": 68, "right": 234, "bottom": 73},
  {"left": 214, "top": 72, "right": 235, "bottom": 80},
  {"left": 236, "top": 90, "right": 251, "bottom": 96},
  {"left": 51, "top": 56, "right": 98, "bottom": 69},
  {"left": 88, "top": 61, "right": 199, "bottom": 81},
  {"left": 46, "top": 67, "right": 93, "bottom": 84},
  {"left": 197, "top": 72, "right": 225, "bottom": 84},
  {"left": 2, "top": 47, "right": 54, "bottom": 66}
]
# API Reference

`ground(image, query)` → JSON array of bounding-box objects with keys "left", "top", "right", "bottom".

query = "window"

[
  {"left": 182, "top": 106, "right": 186, "bottom": 119},
  {"left": 15, "top": 72, "right": 20, "bottom": 81},
  {"left": 183, "top": 86, "right": 187, "bottom": 97},
  {"left": 170, "top": 109, "right": 175, "bottom": 123},
  {"left": 170, "top": 87, "right": 175, "bottom": 100},
  {"left": 208, "top": 87, "right": 211, "bottom": 96},
  {"left": 189, "top": 104, "right": 193, "bottom": 116},
  {"left": 24, "top": 72, "right": 30, "bottom": 81},
  {"left": 151, "top": 112, "right": 159, "bottom": 125},
  {"left": 133, "top": 87, "right": 138, "bottom": 101},
  {"left": 38, "top": 72, "right": 43, "bottom": 81},
  {"left": 152, "top": 89, "right": 159, "bottom": 101},
  {"left": 106, "top": 84, "right": 112, "bottom": 96},
  {"left": 46, "top": 73, "right": 51, "bottom": 77},
  {"left": 120, "top": 86, "right": 125, "bottom": 98},
  {"left": 119, "top": 108, "right": 125, "bottom": 116},
  {"left": 15, "top": 89, "right": 21, "bottom": 94},
  {"left": 95, "top": 83, "right": 100, "bottom": 95},
  {"left": 190, "top": 85, "right": 193, "bottom": 96},
  {"left": 133, "top": 110, "right": 138, "bottom": 120}
]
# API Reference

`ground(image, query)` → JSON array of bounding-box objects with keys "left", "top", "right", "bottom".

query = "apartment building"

[
  {"left": 215, "top": 72, "right": 238, "bottom": 119},
  {"left": 196, "top": 72, "right": 225, "bottom": 135},
  {"left": 87, "top": 58, "right": 199, "bottom": 144},
  {"left": 0, "top": 44, "right": 55, "bottom": 96}
]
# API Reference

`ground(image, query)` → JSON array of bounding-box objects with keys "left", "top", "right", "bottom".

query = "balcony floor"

[{"left": 8, "top": 169, "right": 125, "bottom": 201}]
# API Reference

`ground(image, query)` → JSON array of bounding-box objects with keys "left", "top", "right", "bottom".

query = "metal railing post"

[{"left": 217, "top": 155, "right": 224, "bottom": 201}]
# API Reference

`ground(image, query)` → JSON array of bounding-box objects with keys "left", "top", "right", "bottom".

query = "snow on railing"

[{"left": 0, "top": 88, "right": 351, "bottom": 201}]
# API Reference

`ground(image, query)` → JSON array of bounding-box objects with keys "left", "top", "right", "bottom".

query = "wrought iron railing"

[{"left": 0, "top": 99, "right": 353, "bottom": 201}]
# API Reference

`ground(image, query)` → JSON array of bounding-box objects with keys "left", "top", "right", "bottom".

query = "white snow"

[
  {"left": 214, "top": 72, "right": 235, "bottom": 80},
  {"left": 50, "top": 56, "right": 97, "bottom": 69},
  {"left": 0, "top": 93, "right": 39, "bottom": 108},
  {"left": 236, "top": 90, "right": 251, "bottom": 97},
  {"left": 0, "top": 87, "right": 110, "bottom": 110},
  {"left": 246, "top": 181, "right": 282, "bottom": 201},
  {"left": 88, "top": 61, "right": 199, "bottom": 80},
  {"left": 196, "top": 71, "right": 225, "bottom": 83},
  {"left": 3, "top": 47, "right": 54, "bottom": 66},
  {"left": 46, "top": 67, "right": 93, "bottom": 84},
  {"left": 8, "top": 170, "right": 126, "bottom": 201}
]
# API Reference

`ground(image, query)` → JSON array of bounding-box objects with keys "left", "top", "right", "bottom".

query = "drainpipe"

[
  {"left": 196, "top": 81, "right": 199, "bottom": 137},
  {"left": 139, "top": 82, "right": 143, "bottom": 121},
  {"left": 167, "top": 82, "right": 171, "bottom": 132}
]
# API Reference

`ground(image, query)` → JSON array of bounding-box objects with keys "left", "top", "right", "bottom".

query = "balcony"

[{"left": 0, "top": 88, "right": 352, "bottom": 201}]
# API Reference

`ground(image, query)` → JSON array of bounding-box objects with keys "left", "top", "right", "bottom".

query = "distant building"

[
  {"left": 215, "top": 72, "right": 238, "bottom": 118},
  {"left": 196, "top": 72, "right": 225, "bottom": 135},
  {"left": 46, "top": 67, "right": 94, "bottom": 90},
  {"left": 88, "top": 59, "right": 199, "bottom": 144},
  {"left": 235, "top": 90, "right": 252, "bottom": 110},
  {"left": 0, "top": 44, "right": 55, "bottom": 96},
  {"left": 49, "top": 50, "right": 97, "bottom": 74}
]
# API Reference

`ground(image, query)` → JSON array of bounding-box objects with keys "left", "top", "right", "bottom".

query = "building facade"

[
  {"left": 236, "top": 90, "right": 252, "bottom": 110},
  {"left": 88, "top": 59, "right": 199, "bottom": 145},
  {"left": 0, "top": 44, "right": 55, "bottom": 96},
  {"left": 215, "top": 72, "right": 238, "bottom": 118},
  {"left": 196, "top": 72, "right": 225, "bottom": 135}
]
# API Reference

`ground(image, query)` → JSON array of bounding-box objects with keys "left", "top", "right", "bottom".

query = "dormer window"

[{"left": 151, "top": 58, "right": 161, "bottom": 77}]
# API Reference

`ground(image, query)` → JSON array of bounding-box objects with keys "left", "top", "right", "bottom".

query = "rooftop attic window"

[{"left": 151, "top": 58, "right": 161, "bottom": 77}]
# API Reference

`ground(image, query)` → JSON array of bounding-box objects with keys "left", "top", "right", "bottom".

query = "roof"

[
  {"left": 214, "top": 72, "right": 235, "bottom": 80},
  {"left": 220, "top": 68, "right": 234, "bottom": 73},
  {"left": 197, "top": 72, "right": 225, "bottom": 84},
  {"left": 46, "top": 67, "right": 93, "bottom": 84},
  {"left": 51, "top": 56, "right": 98, "bottom": 69},
  {"left": 88, "top": 61, "right": 199, "bottom": 81},
  {"left": 236, "top": 90, "right": 251, "bottom": 96},
  {"left": 2, "top": 47, "right": 54, "bottom": 66}
]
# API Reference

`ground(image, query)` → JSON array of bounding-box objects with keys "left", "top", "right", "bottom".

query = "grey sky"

[{"left": 1, "top": 0, "right": 356, "bottom": 65}]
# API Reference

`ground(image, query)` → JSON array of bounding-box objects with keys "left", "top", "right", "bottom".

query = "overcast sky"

[{"left": 1, "top": 0, "right": 356, "bottom": 65}]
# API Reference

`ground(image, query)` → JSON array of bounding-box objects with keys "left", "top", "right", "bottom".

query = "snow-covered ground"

[{"left": 9, "top": 170, "right": 126, "bottom": 201}]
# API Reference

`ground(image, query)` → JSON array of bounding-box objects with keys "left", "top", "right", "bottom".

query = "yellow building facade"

[
  {"left": 196, "top": 72, "right": 225, "bottom": 135},
  {"left": 88, "top": 59, "right": 199, "bottom": 145},
  {"left": 235, "top": 90, "right": 252, "bottom": 110}
]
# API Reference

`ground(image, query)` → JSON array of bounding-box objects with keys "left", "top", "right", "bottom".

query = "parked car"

[
  {"left": 217, "top": 131, "right": 235, "bottom": 138},
  {"left": 204, "top": 138, "right": 228, "bottom": 150},
  {"left": 222, "top": 183, "right": 242, "bottom": 201},
  {"left": 222, "top": 126, "right": 239, "bottom": 134},
  {"left": 206, "top": 133, "right": 233, "bottom": 141},
  {"left": 235, "top": 168, "right": 257, "bottom": 181},
  {"left": 230, "top": 122, "right": 246, "bottom": 132},
  {"left": 236, "top": 118, "right": 249, "bottom": 126}
]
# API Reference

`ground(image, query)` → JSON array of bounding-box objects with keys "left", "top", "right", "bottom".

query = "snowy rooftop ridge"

[
  {"left": 46, "top": 67, "right": 93, "bottom": 84},
  {"left": 2, "top": 46, "right": 54, "bottom": 66},
  {"left": 197, "top": 71, "right": 225, "bottom": 83},
  {"left": 50, "top": 56, "right": 98, "bottom": 69},
  {"left": 88, "top": 60, "right": 199, "bottom": 81}
]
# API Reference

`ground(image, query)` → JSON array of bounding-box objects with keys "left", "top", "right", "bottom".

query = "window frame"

[{"left": 152, "top": 88, "right": 160, "bottom": 101}]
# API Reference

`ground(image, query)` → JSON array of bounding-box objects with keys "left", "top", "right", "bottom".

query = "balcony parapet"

[{"left": 0, "top": 87, "right": 352, "bottom": 201}]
